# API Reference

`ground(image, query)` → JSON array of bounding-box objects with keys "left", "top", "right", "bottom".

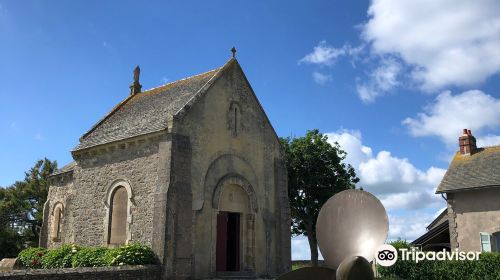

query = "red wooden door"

[
  {"left": 227, "top": 213, "right": 240, "bottom": 271},
  {"left": 216, "top": 212, "right": 228, "bottom": 271}
]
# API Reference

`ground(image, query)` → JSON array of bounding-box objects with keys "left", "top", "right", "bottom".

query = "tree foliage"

[
  {"left": 280, "top": 129, "right": 359, "bottom": 266},
  {"left": 0, "top": 158, "right": 57, "bottom": 258}
]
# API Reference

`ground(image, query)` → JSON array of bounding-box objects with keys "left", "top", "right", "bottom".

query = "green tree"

[
  {"left": 0, "top": 158, "right": 57, "bottom": 256},
  {"left": 0, "top": 186, "right": 25, "bottom": 258},
  {"left": 280, "top": 129, "right": 359, "bottom": 266}
]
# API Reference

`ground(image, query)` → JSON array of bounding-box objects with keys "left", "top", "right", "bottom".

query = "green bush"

[
  {"left": 17, "top": 247, "right": 47, "bottom": 269},
  {"left": 378, "top": 251, "right": 500, "bottom": 280},
  {"left": 17, "top": 243, "right": 155, "bottom": 269},
  {"left": 106, "top": 242, "right": 155, "bottom": 266},
  {"left": 71, "top": 247, "right": 108, "bottom": 267},
  {"left": 40, "top": 244, "right": 80, "bottom": 268}
]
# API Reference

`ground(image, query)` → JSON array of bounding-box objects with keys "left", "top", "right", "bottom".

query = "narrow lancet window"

[{"left": 108, "top": 186, "right": 128, "bottom": 245}]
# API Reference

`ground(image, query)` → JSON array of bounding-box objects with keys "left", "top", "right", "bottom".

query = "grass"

[{"left": 291, "top": 263, "right": 309, "bottom": 270}]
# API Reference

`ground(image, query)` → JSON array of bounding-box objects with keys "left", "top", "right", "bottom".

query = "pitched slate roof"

[
  {"left": 73, "top": 66, "right": 224, "bottom": 151},
  {"left": 426, "top": 209, "right": 448, "bottom": 231},
  {"left": 436, "top": 145, "right": 500, "bottom": 193},
  {"left": 50, "top": 161, "right": 76, "bottom": 177}
]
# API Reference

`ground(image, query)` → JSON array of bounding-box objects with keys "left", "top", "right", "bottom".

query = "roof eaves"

[
  {"left": 72, "top": 128, "right": 167, "bottom": 153},
  {"left": 80, "top": 94, "right": 136, "bottom": 141},
  {"left": 411, "top": 220, "right": 449, "bottom": 245},
  {"left": 49, "top": 162, "right": 76, "bottom": 177},
  {"left": 426, "top": 209, "right": 447, "bottom": 230},
  {"left": 436, "top": 184, "right": 500, "bottom": 194},
  {"left": 49, "top": 169, "right": 74, "bottom": 178}
]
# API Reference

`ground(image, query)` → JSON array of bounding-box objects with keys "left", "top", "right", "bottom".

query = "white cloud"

[
  {"left": 292, "top": 236, "right": 324, "bottom": 260},
  {"left": 359, "top": 151, "right": 445, "bottom": 196},
  {"left": 388, "top": 212, "right": 435, "bottom": 241},
  {"left": 388, "top": 207, "right": 446, "bottom": 241},
  {"left": 403, "top": 90, "right": 500, "bottom": 147},
  {"left": 292, "top": 129, "right": 448, "bottom": 254},
  {"left": 326, "top": 129, "right": 445, "bottom": 204},
  {"left": 326, "top": 130, "right": 372, "bottom": 168},
  {"left": 372, "top": 58, "right": 400, "bottom": 91},
  {"left": 356, "top": 84, "right": 378, "bottom": 104},
  {"left": 312, "top": 72, "right": 332, "bottom": 85},
  {"left": 324, "top": 129, "right": 446, "bottom": 242},
  {"left": 356, "top": 58, "right": 401, "bottom": 103},
  {"left": 477, "top": 135, "right": 500, "bottom": 148},
  {"left": 299, "top": 41, "right": 362, "bottom": 66},
  {"left": 363, "top": 0, "right": 500, "bottom": 91}
]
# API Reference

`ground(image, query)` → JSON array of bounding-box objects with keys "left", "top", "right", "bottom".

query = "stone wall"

[
  {"left": 42, "top": 172, "right": 74, "bottom": 247},
  {"left": 175, "top": 59, "right": 291, "bottom": 278},
  {"left": 274, "top": 158, "right": 291, "bottom": 274},
  {"left": 43, "top": 135, "right": 163, "bottom": 248},
  {"left": 0, "top": 265, "right": 160, "bottom": 280}
]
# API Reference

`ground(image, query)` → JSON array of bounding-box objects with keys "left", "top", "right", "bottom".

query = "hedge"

[
  {"left": 17, "top": 242, "right": 155, "bottom": 269},
  {"left": 17, "top": 247, "right": 47, "bottom": 269},
  {"left": 41, "top": 244, "right": 80, "bottom": 268},
  {"left": 378, "top": 252, "right": 500, "bottom": 280},
  {"left": 71, "top": 247, "right": 108, "bottom": 267}
]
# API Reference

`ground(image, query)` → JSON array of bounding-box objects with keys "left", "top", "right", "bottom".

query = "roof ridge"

[
  {"left": 481, "top": 144, "right": 500, "bottom": 149},
  {"left": 79, "top": 65, "right": 223, "bottom": 142},
  {"left": 141, "top": 67, "right": 221, "bottom": 94}
]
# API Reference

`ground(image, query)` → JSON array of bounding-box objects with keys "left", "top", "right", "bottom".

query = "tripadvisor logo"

[
  {"left": 375, "top": 244, "right": 398, "bottom": 267},
  {"left": 375, "top": 244, "right": 481, "bottom": 267}
]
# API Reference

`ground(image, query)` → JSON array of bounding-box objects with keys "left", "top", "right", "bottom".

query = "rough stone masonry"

[{"left": 40, "top": 55, "right": 291, "bottom": 280}]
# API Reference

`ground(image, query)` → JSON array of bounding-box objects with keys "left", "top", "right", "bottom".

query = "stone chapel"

[{"left": 40, "top": 52, "right": 291, "bottom": 279}]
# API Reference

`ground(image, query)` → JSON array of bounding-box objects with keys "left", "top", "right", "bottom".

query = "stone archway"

[
  {"left": 212, "top": 175, "right": 257, "bottom": 274},
  {"left": 103, "top": 179, "right": 134, "bottom": 246}
]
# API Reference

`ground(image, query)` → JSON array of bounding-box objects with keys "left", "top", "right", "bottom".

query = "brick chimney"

[{"left": 458, "top": 129, "right": 477, "bottom": 155}]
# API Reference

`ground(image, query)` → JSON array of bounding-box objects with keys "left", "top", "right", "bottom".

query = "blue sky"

[{"left": 1, "top": 0, "right": 499, "bottom": 259}]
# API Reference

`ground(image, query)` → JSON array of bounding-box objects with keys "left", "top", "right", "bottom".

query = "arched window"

[
  {"left": 108, "top": 186, "right": 128, "bottom": 245},
  {"left": 50, "top": 203, "right": 63, "bottom": 241}
]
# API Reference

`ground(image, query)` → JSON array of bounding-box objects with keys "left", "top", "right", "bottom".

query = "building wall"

[
  {"left": 41, "top": 60, "right": 291, "bottom": 280},
  {"left": 43, "top": 135, "right": 164, "bottom": 249},
  {"left": 0, "top": 265, "right": 160, "bottom": 280},
  {"left": 174, "top": 61, "right": 290, "bottom": 279},
  {"left": 41, "top": 173, "right": 74, "bottom": 248},
  {"left": 448, "top": 187, "right": 500, "bottom": 251}
]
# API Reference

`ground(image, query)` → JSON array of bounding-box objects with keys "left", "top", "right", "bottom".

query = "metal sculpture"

[{"left": 277, "top": 189, "right": 389, "bottom": 280}]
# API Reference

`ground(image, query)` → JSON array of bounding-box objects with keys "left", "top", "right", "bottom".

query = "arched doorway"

[{"left": 216, "top": 184, "right": 249, "bottom": 272}]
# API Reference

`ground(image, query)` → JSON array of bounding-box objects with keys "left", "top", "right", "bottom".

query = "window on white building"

[{"left": 480, "top": 232, "right": 492, "bottom": 252}]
